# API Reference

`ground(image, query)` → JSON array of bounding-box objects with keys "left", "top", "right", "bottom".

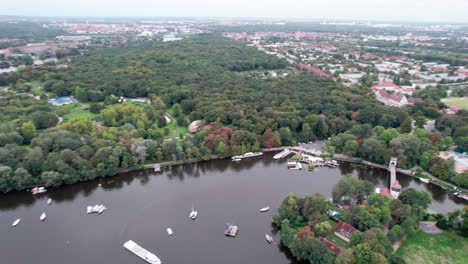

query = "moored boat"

[
  {"left": 40, "top": 212, "right": 46, "bottom": 221},
  {"left": 31, "top": 186, "right": 47, "bottom": 195},
  {"left": 12, "top": 218, "right": 20, "bottom": 227},
  {"left": 167, "top": 228, "right": 173, "bottom": 236},
  {"left": 123, "top": 240, "right": 161, "bottom": 264},
  {"left": 189, "top": 208, "right": 198, "bottom": 220},
  {"left": 224, "top": 223, "right": 238, "bottom": 237},
  {"left": 260, "top": 207, "right": 270, "bottom": 212},
  {"left": 231, "top": 152, "right": 263, "bottom": 161},
  {"left": 265, "top": 234, "right": 273, "bottom": 244},
  {"left": 47, "top": 198, "right": 52, "bottom": 205},
  {"left": 86, "top": 204, "right": 107, "bottom": 214},
  {"left": 420, "top": 178, "right": 430, "bottom": 183}
]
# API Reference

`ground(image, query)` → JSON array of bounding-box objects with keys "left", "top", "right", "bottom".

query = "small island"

[{"left": 272, "top": 175, "right": 468, "bottom": 264}]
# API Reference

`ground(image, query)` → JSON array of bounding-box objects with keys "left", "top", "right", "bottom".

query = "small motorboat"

[
  {"left": 167, "top": 228, "right": 173, "bottom": 236},
  {"left": 87, "top": 204, "right": 107, "bottom": 214},
  {"left": 260, "top": 207, "right": 270, "bottom": 212},
  {"left": 265, "top": 234, "right": 273, "bottom": 244},
  {"left": 225, "top": 223, "right": 238, "bottom": 237},
  {"left": 420, "top": 178, "right": 430, "bottom": 183},
  {"left": 189, "top": 208, "right": 198, "bottom": 220},
  {"left": 12, "top": 218, "right": 20, "bottom": 227},
  {"left": 232, "top": 158, "right": 241, "bottom": 162},
  {"left": 40, "top": 213, "right": 46, "bottom": 221},
  {"left": 31, "top": 186, "right": 47, "bottom": 195},
  {"left": 47, "top": 198, "right": 52, "bottom": 205}
]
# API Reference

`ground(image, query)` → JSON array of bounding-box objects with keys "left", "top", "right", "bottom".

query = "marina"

[{"left": 0, "top": 153, "right": 465, "bottom": 264}]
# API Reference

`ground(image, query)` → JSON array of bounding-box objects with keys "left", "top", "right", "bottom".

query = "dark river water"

[{"left": 0, "top": 153, "right": 466, "bottom": 264}]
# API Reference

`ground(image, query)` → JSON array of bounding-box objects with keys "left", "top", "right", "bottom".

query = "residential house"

[
  {"left": 334, "top": 221, "right": 358, "bottom": 242},
  {"left": 375, "top": 90, "right": 422, "bottom": 107}
]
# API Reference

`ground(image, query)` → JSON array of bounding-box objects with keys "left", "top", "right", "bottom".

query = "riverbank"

[{"left": 332, "top": 154, "right": 468, "bottom": 194}]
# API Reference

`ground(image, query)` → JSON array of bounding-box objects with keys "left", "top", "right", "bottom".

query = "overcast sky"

[{"left": 2, "top": 0, "right": 468, "bottom": 23}]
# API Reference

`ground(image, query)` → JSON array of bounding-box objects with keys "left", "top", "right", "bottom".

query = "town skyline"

[{"left": 2, "top": 0, "right": 468, "bottom": 23}]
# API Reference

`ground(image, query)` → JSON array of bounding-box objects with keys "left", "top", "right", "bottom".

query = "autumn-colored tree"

[{"left": 296, "top": 225, "right": 314, "bottom": 239}]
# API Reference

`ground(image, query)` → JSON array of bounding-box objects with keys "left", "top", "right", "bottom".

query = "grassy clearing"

[
  {"left": 58, "top": 103, "right": 98, "bottom": 123},
  {"left": 161, "top": 106, "right": 189, "bottom": 140},
  {"left": 445, "top": 98, "right": 468, "bottom": 110},
  {"left": 396, "top": 230, "right": 468, "bottom": 264}
]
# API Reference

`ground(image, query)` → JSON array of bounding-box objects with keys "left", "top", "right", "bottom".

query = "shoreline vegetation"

[
  {"left": 272, "top": 176, "right": 468, "bottom": 264},
  {"left": 0, "top": 35, "right": 466, "bottom": 196},
  {"left": 8, "top": 145, "right": 468, "bottom": 197}
]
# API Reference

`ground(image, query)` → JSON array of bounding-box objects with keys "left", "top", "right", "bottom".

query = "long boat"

[
  {"left": 123, "top": 240, "right": 161, "bottom": 264},
  {"left": 231, "top": 152, "right": 263, "bottom": 161}
]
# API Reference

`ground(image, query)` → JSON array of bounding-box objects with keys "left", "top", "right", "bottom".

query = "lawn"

[
  {"left": 58, "top": 103, "right": 98, "bottom": 123},
  {"left": 445, "top": 98, "right": 468, "bottom": 110},
  {"left": 162, "top": 106, "right": 189, "bottom": 140},
  {"left": 396, "top": 230, "right": 468, "bottom": 264}
]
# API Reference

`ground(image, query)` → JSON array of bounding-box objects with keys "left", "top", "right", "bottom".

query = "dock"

[
  {"left": 123, "top": 240, "right": 161, "bottom": 264},
  {"left": 274, "top": 148, "right": 293, "bottom": 160}
]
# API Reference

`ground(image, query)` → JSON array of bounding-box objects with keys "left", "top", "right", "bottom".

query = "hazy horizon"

[{"left": 2, "top": 0, "right": 468, "bottom": 23}]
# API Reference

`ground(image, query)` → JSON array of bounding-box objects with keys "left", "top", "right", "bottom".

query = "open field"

[
  {"left": 58, "top": 103, "right": 98, "bottom": 123},
  {"left": 444, "top": 98, "right": 468, "bottom": 110},
  {"left": 396, "top": 230, "right": 468, "bottom": 264}
]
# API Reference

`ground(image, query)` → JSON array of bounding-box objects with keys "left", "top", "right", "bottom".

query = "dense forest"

[{"left": 0, "top": 34, "right": 462, "bottom": 192}]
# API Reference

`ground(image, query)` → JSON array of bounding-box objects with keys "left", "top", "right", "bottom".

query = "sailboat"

[
  {"left": 47, "top": 198, "right": 52, "bottom": 205},
  {"left": 189, "top": 207, "right": 198, "bottom": 220},
  {"left": 12, "top": 218, "right": 20, "bottom": 227},
  {"left": 167, "top": 228, "right": 173, "bottom": 236},
  {"left": 40, "top": 212, "right": 46, "bottom": 221}
]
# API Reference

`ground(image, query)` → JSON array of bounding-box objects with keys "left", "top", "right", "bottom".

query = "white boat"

[
  {"left": 123, "top": 240, "right": 161, "bottom": 264},
  {"left": 86, "top": 204, "right": 107, "bottom": 214},
  {"left": 189, "top": 208, "right": 198, "bottom": 220},
  {"left": 47, "top": 198, "right": 52, "bottom": 205},
  {"left": 265, "top": 234, "right": 273, "bottom": 244},
  {"left": 232, "top": 152, "right": 263, "bottom": 161},
  {"left": 40, "top": 213, "right": 46, "bottom": 221},
  {"left": 420, "top": 178, "right": 430, "bottom": 183},
  {"left": 167, "top": 228, "right": 173, "bottom": 236},
  {"left": 31, "top": 186, "right": 47, "bottom": 195},
  {"left": 12, "top": 218, "right": 20, "bottom": 227},
  {"left": 260, "top": 207, "right": 270, "bottom": 212}
]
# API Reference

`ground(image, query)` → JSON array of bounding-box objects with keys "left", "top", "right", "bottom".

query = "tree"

[
  {"left": 380, "top": 128, "right": 399, "bottom": 144},
  {"left": 289, "top": 237, "right": 335, "bottom": 264},
  {"left": 20, "top": 121, "right": 37, "bottom": 144},
  {"left": 32, "top": 111, "right": 57, "bottom": 129},
  {"left": 279, "top": 127, "right": 294, "bottom": 146},
  {"left": 61, "top": 117, "right": 97, "bottom": 136},
  {"left": 398, "top": 188, "right": 431, "bottom": 209},
  {"left": 399, "top": 117, "right": 412, "bottom": 133},
  {"left": 336, "top": 248, "right": 355, "bottom": 264},
  {"left": 332, "top": 175, "right": 374, "bottom": 204},
  {"left": 415, "top": 116, "right": 426, "bottom": 128},
  {"left": 150, "top": 95, "right": 166, "bottom": 111},
  {"left": 314, "top": 221, "right": 333, "bottom": 237},
  {"left": 353, "top": 243, "right": 373, "bottom": 264}
]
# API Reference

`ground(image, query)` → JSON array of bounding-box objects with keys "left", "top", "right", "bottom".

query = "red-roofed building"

[
  {"left": 376, "top": 187, "right": 393, "bottom": 199},
  {"left": 319, "top": 237, "right": 342, "bottom": 254},
  {"left": 371, "top": 82, "right": 413, "bottom": 95},
  {"left": 334, "top": 221, "right": 358, "bottom": 242},
  {"left": 375, "top": 90, "right": 422, "bottom": 107},
  {"left": 298, "top": 63, "right": 330, "bottom": 77}
]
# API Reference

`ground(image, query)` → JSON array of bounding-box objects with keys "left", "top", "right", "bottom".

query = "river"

[{"left": 0, "top": 153, "right": 465, "bottom": 264}]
